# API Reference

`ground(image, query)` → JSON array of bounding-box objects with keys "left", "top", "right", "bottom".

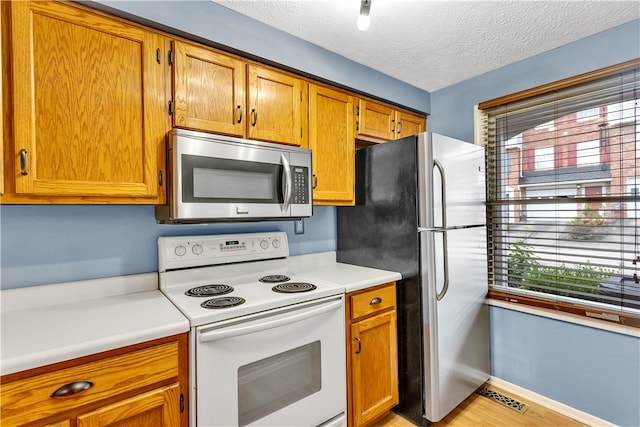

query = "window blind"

[{"left": 480, "top": 63, "right": 639, "bottom": 314}]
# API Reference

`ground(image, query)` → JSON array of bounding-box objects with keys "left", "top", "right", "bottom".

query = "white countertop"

[
  {"left": 0, "top": 253, "right": 399, "bottom": 376},
  {"left": 1, "top": 273, "right": 189, "bottom": 376},
  {"left": 288, "top": 252, "right": 402, "bottom": 293}
]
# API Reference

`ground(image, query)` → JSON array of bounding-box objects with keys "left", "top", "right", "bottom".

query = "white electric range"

[{"left": 158, "top": 232, "right": 346, "bottom": 427}]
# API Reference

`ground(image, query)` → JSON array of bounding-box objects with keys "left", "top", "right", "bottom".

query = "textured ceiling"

[{"left": 212, "top": 0, "right": 640, "bottom": 92}]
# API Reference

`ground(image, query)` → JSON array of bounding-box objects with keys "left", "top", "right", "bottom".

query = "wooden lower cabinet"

[
  {"left": 0, "top": 334, "right": 187, "bottom": 427},
  {"left": 77, "top": 383, "right": 180, "bottom": 427},
  {"left": 346, "top": 283, "right": 399, "bottom": 427}
]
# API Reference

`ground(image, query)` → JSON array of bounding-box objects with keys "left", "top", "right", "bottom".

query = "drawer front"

[
  {"left": 350, "top": 284, "right": 396, "bottom": 320},
  {"left": 1, "top": 341, "right": 179, "bottom": 427}
]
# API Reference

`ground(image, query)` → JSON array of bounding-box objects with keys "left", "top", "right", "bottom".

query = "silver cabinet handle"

[
  {"left": 237, "top": 105, "right": 243, "bottom": 124},
  {"left": 369, "top": 297, "right": 382, "bottom": 305},
  {"left": 251, "top": 109, "right": 257, "bottom": 126},
  {"left": 20, "top": 149, "right": 28, "bottom": 175},
  {"left": 355, "top": 336, "right": 361, "bottom": 354},
  {"left": 397, "top": 121, "right": 403, "bottom": 134},
  {"left": 50, "top": 380, "right": 94, "bottom": 398},
  {"left": 391, "top": 119, "right": 395, "bottom": 133}
]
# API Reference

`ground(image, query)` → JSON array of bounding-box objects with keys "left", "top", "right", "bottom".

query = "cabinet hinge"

[
  {"left": 180, "top": 393, "right": 184, "bottom": 412},
  {"left": 156, "top": 48, "right": 162, "bottom": 64},
  {"left": 168, "top": 100, "right": 174, "bottom": 116},
  {"left": 356, "top": 121, "right": 360, "bottom": 131},
  {"left": 356, "top": 106, "right": 360, "bottom": 116},
  {"left": 168, "top": 49, "right": 174, "bottom": 66}
]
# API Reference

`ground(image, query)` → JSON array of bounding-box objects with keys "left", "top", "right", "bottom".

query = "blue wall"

[
  {"left": 429, "top": 20, "right": 640, "bottom": 426},
  {"left": 0, "top": 205, "right": 336, "bottom": 289},
  {"left": 491, "top": 308, "right": 640, "bottom": 426}
]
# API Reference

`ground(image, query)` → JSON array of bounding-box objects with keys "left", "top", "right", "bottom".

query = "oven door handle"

[
  {"left": 198, "top": 299, "right": 342, "bottom": 343},
  {"left": 281, "top": 154, "right": 292, "bottom": 214}
]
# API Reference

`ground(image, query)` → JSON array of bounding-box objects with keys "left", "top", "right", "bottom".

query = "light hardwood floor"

[{"left": 370, "top": 385, "right": 587, "bottom": 427}]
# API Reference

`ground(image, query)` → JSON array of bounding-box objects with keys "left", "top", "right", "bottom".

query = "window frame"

[
  {"left": 534, "top": 145, "right": 554, "bottom": 170},
  {"left": 576, "top": 107, "right": 600, "bottom": 122},
  {"left": 478, "top": 59, "right": 640, "bottom": 328},
  {"left": 576, "top": 139, "right": 601, "bottom": 165}
]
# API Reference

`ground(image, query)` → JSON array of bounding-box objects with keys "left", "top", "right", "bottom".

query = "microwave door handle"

[{"left": 281, "top": 154, "right": 292, "bottom": 214}]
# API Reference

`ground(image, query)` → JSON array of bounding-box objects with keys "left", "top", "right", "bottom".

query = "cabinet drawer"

[
  {"left": 1, "top": 341, "right": 179, "bottom": 427},
  {"left": 350, "top": 284, "right": 396, "bottom": 320}
]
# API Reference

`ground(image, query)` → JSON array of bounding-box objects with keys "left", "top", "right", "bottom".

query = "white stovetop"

[{"left": 159, "top": 257, "right": 345, "bottom": 327}]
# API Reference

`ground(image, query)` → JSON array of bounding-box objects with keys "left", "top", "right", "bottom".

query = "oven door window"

[
  {"left": 237, "top": 341, "right": 321, "bottom": 427},
  {"left": 182, "top": 154, "right": 283, "bottom": 203}
]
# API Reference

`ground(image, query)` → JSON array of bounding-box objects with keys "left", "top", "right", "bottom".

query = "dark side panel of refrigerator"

[{"left": 337, "top": 136, "right": 425, "bottom": 426}]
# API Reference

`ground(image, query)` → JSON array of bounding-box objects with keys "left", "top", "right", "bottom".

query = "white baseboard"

[{"left": 488, "top": 376, "right": 615, "bottom": 427}]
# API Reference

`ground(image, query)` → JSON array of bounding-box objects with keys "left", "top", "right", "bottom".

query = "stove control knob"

[
  {"left": 192, "top": 244, "right": 203, "bottom": 255},
  {"left": 174, "top": 245, "right": 187, "bottom": 257},
  {"left": 272, "top": 239, "right": 281, "bottom": 249},
  {"left": 260, "top": 239, "right": 269, "bottom": 250}
]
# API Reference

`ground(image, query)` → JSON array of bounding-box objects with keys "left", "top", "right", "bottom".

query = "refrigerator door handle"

[
  {"left": 433, "top": 159, "right": 447, "bottom": 228},
  {"left": 435, "top": 229, "right": 450, "bottom": 301}
]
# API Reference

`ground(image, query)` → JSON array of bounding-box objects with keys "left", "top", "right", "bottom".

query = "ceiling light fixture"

[{"left": 357, "top": 0, "right": 371, "bottom": 31}]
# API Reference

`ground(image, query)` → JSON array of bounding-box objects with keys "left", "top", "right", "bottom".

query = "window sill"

[{"left": 487, "top": 289, "right": 640, "bottom": 337}]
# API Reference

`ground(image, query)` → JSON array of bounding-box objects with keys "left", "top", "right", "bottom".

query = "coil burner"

[
  {"left": 200, "top": 296, "right": 246, "bottom": 309},
  {"left": 259, "top": 275, "right": 291, "bottom": 283},
  {"left": 185, "top": 284, "right": 234, "bottom": 297},
  {"left": 272, "top": 282, "right": 317, "bottom": 293}
]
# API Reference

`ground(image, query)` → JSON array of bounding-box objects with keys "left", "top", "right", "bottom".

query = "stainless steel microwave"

[{"left": 156, "top": 129, "right": 312, "bottom": 223}]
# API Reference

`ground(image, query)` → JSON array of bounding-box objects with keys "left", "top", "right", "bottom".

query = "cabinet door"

[
  {"left": 9, "top": 1, "right": 166, "bottom": 199},
  {"left": 172, "top": 41, "right": 246, "bottom": 137},
  {"left": 356, "top": 99, "right": 395, "bottom": 142},
  {"left": 43, "top": 421, "right": 71, "bottom": 427},
  {"left": 395, "top": 110, "right": 426, "bottom": 139},
  {"left": 350, "top": 311, "right": 399, "bottom": 427},
  {"left": 309, "top": 85, "right": 355, "bottom": 205},
  {"left": 77, "top": 384, "right": 180, "bottom": 427},
  {"left": 248, "top": 64, "right": 305, "bottom": 146}
]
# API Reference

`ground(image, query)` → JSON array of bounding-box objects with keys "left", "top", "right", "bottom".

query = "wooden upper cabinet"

[
  {"left": 6, "top": 1, "right": 167, "bottom": 201},
  {"left": 248, "top": 64, "right": 307, "bottom": 146},
  {"left": 356, "top": 98, "right": 426, "bottom": 143},
  {"left": 309, "top": 84, "right": 354, "bottom": 205},
  {"left": 356, "top": 99, "right": 395, "bottom": 142},
  {"left": 172, "top": 40, "right": 245, "bottom": 137},
  {"left": 395, "top": 110, "right": 426, "bottom": 139}
]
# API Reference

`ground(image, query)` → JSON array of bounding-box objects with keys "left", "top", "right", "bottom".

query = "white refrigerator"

[{"left": 337, "top": 132, "right": 489, "bottom": 424}]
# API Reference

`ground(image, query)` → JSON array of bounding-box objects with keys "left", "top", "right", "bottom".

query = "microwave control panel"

[{"left": 292, "top": 167, "right": 309, "bottom": 204}]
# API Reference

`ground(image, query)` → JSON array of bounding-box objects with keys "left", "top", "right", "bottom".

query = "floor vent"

[{"left": 477, "top": 387, "right": 529, "bottom": 414}]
